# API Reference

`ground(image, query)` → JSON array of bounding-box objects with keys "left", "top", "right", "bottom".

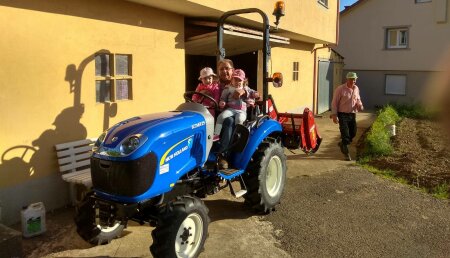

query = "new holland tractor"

[{"left": 75, "top": 3, "right": 321, "bottom": 257}]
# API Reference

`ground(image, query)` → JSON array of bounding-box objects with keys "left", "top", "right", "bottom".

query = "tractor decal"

[{"left": 159, "top": 135, "right": 194, "bottom": 171}]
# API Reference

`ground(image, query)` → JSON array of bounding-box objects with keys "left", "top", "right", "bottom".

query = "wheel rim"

[
  {"left": 266, "top": 155, "right": 282, "bottom": 197},
  {"left": 175, "top": 213, "right": 204, "bottom": 258},
  {"left": 97, "top": 222, "right": 121, "bottom": 233}
]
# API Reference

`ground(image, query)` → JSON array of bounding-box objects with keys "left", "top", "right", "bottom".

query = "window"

[
  {"left": 318, "top": 0, "right": 328, "bottom": 8},
  {"left": 386, "top": 28, "right": 409, "bottom": 49},
  {"left": 95, "top": 53, "right": 132, "bottom": 103},
  {"left": 415, "top": 0, "right": 431, "bottom": 3},
  {"left": 385, "top": 75, "right": 407, "bottom": 95},
  {"left": 293, "top": 62, "right": 299, "bottom": 81}
]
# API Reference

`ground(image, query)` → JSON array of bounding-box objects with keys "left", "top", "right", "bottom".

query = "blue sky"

[{"left": 340, "top": 0, "right": 359, "bottom": 11}]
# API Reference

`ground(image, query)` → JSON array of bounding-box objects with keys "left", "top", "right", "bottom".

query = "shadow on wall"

[
  {"left": 0, "top": 0, "right": 185, "bottom": 49},
  {"left": 0, "top": 50, "right": 117, "bottom": 220}
]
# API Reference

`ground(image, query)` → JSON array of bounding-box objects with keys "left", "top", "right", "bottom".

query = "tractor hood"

[
  {"left": 90, "top": 106, "right": 215, "bottom": 201},
  {"left": 92, "top": 110, "right": 207, "bottom": 161}
]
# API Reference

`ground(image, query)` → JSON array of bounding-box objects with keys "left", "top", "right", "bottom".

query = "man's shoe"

[
  {"left": 218, "top": 156, "right": 228, "bottom": 169},
  {"left": 338, "top": 142, "right": 348, "bottom": 154}
]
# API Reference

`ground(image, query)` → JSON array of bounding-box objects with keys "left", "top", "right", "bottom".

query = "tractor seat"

[{"left": 244, "top": 104, "right": 262, "bottom": 128}]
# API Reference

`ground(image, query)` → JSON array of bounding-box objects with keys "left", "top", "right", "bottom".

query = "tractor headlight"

[
  {"left": 119, "top": 134, "right": 147, "bottom": 155},
  {"left": 93, "top": 132, "right": 107, "bottom": 151}
]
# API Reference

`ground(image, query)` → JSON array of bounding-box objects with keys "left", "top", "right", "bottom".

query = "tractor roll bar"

[{"left": 217, "top": 8, "right": 271, "bottom": 114}]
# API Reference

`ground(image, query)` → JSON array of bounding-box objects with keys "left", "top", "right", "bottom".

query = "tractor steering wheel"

[{"left": 183, "top": 91, "right": 219, "bottom": 111}]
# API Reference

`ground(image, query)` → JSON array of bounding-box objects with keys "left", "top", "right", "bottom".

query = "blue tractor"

[{"left": 75, "top": 3, "right": 320, "bottom": 257}]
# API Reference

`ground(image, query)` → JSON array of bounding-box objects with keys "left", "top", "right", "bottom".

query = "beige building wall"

[
  {"left": 338, "top": 0, "right": 450, "bottom": 108},
  {"left": 130, "top": 0, "right": 339, "bottom": 44},
  {"left": 269, "top": 41, "right": 316, "bottom": 113},
  {"left": 0, "top": 0, "right": 338, "bottom": 225},
  {"left": 0, "top": 0, "right": 185, "bottom": 225},
  {"left": 338, "top": 0, "right": 450, "bottom": 71},
  {"left": 192, "top": 0, "right": 339, "bottom": 44}
]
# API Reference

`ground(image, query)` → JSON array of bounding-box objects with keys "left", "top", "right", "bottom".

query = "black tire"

[
  {"left": 150, "top": 196, "right": 210, "bottom": 258},
  {"left": 74, "top": 192, "right": 126, "bottom": 245},
  {"left": 243, "top": 139, "right": 287, "bottom": 213}
]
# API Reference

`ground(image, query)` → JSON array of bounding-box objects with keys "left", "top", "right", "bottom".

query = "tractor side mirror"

[
  {"left": 273, "top": 1, "right": 285, "bottom": 29},
  {"left": 271, "top": 72, "right": 283, "bottom": 88}
]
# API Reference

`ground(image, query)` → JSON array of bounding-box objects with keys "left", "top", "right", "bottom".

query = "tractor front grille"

[{"left": 91, "top": 152, "right": 157, "bottom": 197}]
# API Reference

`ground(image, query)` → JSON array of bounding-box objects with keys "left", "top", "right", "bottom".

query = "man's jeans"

[{"left": 338, "top": 112, "right": 357, "bottom": 145}]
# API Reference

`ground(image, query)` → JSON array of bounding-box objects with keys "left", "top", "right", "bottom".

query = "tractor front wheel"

[
  {"left": 74, "top": 192, "right": 126, "bottom": 245},
  {"left": 243, "top": 139, "right": 287, "bottom": 213},
  {"left": 150, "top": 196, "right": 210, "bottom": 258}
]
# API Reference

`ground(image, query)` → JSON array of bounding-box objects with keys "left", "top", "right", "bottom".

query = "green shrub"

[
  {"left": 361, "top": 105, "right": 400, "bottom": 157},
  {"left": 377, "top": 105, "right": 400, "bottom": 125},
  {"left": 390, "top": 102, "right": 435, "bottom": 119}
]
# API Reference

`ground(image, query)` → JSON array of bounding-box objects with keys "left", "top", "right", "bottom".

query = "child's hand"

[
  {"left": 219, "top": 101, "right": 226, "bottom": 109},
  {"left": 253, "top": 91, "right": 260, "bottom": 99}
]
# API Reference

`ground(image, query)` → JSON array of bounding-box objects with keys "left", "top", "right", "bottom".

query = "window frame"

[
  {"left": 292, "top": 61, "right": 299, "bottom": 81},
  {"left": 385, "top": 27, "right": 410, "bottom": 49},
  {"left": 415, "top": 0, "right": 431, "bottom": 3},
  {"left": 95, "top": 53, "right": 133, "bottom": 103},
  {"left": 318, "top": 0, "right": 328, "bottom": 8},
  {"left": 385, "top": 74, "right": 407, "bottom": 96}
]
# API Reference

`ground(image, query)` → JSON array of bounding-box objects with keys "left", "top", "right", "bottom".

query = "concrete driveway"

[{"left": 30, "top": 112, "right": 450, "bottom": 257}]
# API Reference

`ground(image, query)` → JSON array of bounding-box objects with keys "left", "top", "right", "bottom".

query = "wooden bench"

[{"left": 55, "top": 138, "right": 96, "bottom": 204}]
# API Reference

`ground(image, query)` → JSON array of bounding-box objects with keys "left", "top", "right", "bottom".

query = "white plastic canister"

[{"left": 21, "top": 202, "right": 46, "bottom": 237}]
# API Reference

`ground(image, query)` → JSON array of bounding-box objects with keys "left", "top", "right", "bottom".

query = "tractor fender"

[{"left": 231, "top": 119, "right": 282, "bottom": 169}]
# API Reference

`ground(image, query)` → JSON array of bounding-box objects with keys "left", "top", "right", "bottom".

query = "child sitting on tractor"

[
  {"left": 213, "top": 69, "right": 258, "bottom": 141},
  {"left": 193, "top": 67, "right": 220, "bottom": 116}
]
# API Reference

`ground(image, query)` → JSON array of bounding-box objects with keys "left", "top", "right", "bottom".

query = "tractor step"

[
  {"left": 218, "top": 168, "right": 245, "bottom": 180},
  {"left": 233, "top": 189, "right": 247, "bottom": 198},
  {"left": 226, "top": 175, "right": 248, "bottom": 198}
]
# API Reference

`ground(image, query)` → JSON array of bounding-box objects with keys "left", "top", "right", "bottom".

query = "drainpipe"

[{"left": 336, "top": 0, "right": 340, "bottom": 46}]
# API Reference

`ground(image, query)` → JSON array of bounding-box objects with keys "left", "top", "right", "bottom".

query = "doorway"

[{"left": 185, "top": 52, "right": 258, "bottom": 92}]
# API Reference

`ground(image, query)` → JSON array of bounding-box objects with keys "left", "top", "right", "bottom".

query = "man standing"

[{"left": 330, "top": 72, "right": 364, "bottom": 161}]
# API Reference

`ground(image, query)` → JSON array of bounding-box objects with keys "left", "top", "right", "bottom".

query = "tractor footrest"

[
  {"left": 218, "top": 169, "right": 244, "bottom": 180},
  {"left": 234, "top": 190, "right": 247, "bottom": 198}
]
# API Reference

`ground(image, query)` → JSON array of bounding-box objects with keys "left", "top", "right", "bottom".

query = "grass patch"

[
  {"left": 359, "top": 162, "right": 408, "bottom": 184},
  {"left": 432, "top": 183, "right": 449, "bottom": 199}
]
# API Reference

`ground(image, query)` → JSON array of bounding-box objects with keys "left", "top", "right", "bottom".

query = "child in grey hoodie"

[{"left": 213, "top": 69, "right": 259, "bottom": 141}]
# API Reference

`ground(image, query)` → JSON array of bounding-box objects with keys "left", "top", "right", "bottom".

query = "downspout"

[{"left": 336, "top": 0, "right": 340, "bottom": 46}]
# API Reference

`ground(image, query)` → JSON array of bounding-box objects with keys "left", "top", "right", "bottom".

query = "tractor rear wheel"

[
  {"left": 150, "top": 196, "right": 209, "bottom": 258},
  {"left": 243, "top": 139, "right": 287, "bottom": 213},
  {"left": 74, "top": 192, "right": 126, "bottom": 245}
]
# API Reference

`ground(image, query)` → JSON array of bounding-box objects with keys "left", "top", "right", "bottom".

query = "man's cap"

[
  {"left": 198, "top": 67, "right": 217, "bottom": 80},
  {"left": 346, "top": 72, "right": 358, "bottom": 79},
  {"left": 232, "top": 69, "right": 246, "bottom": 81}
]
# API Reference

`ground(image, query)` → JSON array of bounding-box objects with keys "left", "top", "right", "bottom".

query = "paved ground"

[{"left": 18, "top": 111, "right": 450, "bottom": 257}]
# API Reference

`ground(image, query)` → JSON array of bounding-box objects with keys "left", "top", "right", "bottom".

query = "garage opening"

[{"left": 184, "top": 20, "right": 289, "bottom": 92}]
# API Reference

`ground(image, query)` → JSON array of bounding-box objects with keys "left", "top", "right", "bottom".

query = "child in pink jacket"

[{"left": 193, "top": 67, "right": 220, "bottom": 116}]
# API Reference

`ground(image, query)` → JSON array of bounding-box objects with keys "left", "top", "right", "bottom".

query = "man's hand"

[
  {"left": 330, "top": 114, "right": 338, "bottom": 124},
  {"left": 356, "top": 101, "right": 364, "bottom": 112},
  {"left": 219, "top": 101, "right": 226, "bottom": 109},
  {"left": 232, "top": 88, "right": 245, "bottom": 99}
]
